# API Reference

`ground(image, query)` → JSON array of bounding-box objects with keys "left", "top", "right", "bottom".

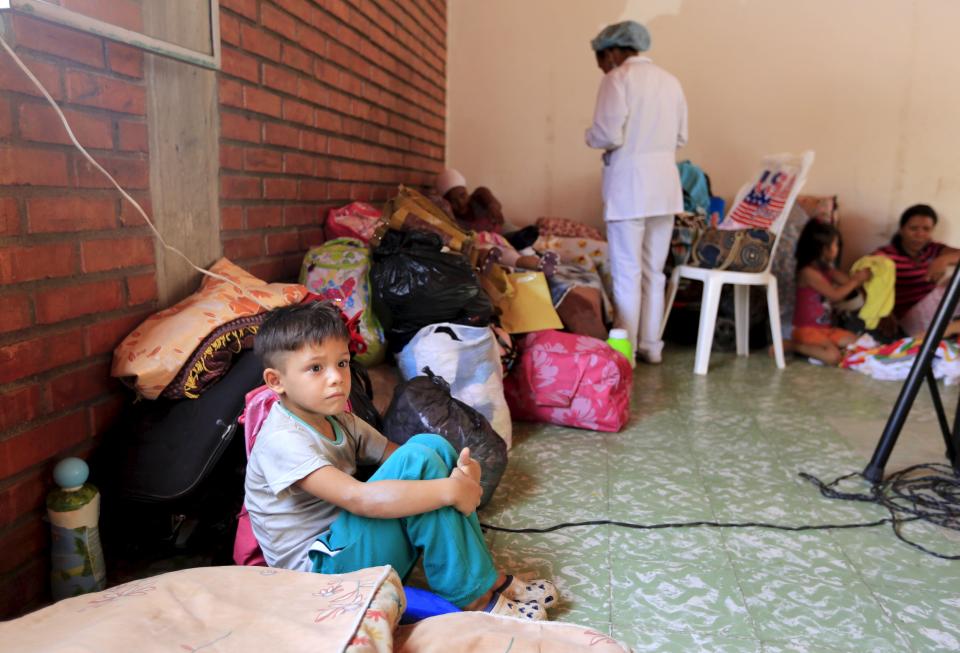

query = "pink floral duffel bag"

[
  {"left": 324, "top": 201, "right": 382, "bottom": 243},
  {"left": 504, "top": 330, "right": 633, "bottom": 432}
]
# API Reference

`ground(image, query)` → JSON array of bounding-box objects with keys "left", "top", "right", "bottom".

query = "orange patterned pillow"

[{"left": 111, "top": 258, "right": 307, "bottom": 399}]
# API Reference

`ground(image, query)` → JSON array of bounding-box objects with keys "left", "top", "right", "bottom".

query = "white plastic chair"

[{"left": 660, "top": 151, "right": 815, "bottom": 375}]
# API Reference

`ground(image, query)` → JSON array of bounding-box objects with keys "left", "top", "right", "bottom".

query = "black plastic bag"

[
  {"left": 503, "top": 225, "right": 539, "bottom": 251},
  {"left": 382, "top": 367, "right": 507, "bottom": 508},
  {"left": 371, "top": 229, "right": 493, "bottom": 352}
]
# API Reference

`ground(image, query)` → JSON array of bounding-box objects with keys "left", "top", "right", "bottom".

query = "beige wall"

[{"left": 447, "top": 0, "right": 959, "bottom": 263}]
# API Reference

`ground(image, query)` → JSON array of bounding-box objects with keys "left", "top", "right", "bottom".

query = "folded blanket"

[
  {"left": 112, "top": 258, "right": 306, "bottom": 399},
  {"left": 161, "top": 313, "right": 265, "bottom": 399},
  {"left": 1, "top": 565, "right": 403, "bottom": 653},
  {"left": 841, "top": 334, "right": 960, "bottom": 384},
  {"left": 536, "top": 217, "right": 604, "bottom": 241},
  {"left": 546, "top": 263, "right": 613, "bottom": 324},
  {"left": 395, "top": 612, "right": 632, "bottom": 652}
]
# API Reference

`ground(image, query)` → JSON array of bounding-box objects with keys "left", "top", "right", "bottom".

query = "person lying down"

[{"left": 433, "top": 168, "right": 559, "bottom": 277}]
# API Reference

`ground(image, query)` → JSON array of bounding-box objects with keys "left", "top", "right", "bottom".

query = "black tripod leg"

[
  {"left": 925, "top": 369, "right": 956, "bottom": 461},
  {"left": 864, "top": 265, "right": 960, "bottom": 482},
  {"left": 954, "top": 389, "right": 960, "bottom": 470}
]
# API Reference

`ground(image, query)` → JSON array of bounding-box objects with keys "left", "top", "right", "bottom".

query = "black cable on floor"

[
  {"left": 801, "top": 463, "right": 960, "bottom": 560},
  {"left": 480, "top": 516, "right": 899, "bottom": 535},
  {"left": 481, "top": 463, "right": 960, "bottom": 560}
]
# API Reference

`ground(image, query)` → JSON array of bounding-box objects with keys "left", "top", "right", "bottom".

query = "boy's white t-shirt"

[{"left": 244, "top": 403, "right": 389, "bottom": 571}]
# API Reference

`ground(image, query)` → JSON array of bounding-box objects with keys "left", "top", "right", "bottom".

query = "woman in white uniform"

[{"left": 585, "top": 21, "right": 687, "bottom": 364}]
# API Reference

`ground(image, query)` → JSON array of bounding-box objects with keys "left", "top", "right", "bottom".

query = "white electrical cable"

[{"left": 0, "top": 33, "right": 271, "bottom": 309}]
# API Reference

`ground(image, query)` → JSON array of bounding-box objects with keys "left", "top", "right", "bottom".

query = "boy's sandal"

[
  {"left": 537, "top": 251, "right": 559, "bottom": 278},
  {"left": 483, "top": 592, "right": 548, "bottom": 621},
  {"left": 494, "top": 575, "right": 558, "bottom": 608}
]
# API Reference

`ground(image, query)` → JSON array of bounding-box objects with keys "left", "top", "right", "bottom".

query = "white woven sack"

[{"left": 398, "top": 323, "right": 512, "bottom": 449}]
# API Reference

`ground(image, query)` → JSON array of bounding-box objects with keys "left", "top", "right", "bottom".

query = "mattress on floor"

[
  {"left": 2, "top": 563, "right": 633, "bottom": 653},
  {"left": 1, "top": 565, "right": 404, "bottom": 653},
  {"left": 396, "top": 611, "right": 633, "bottom": 652}
]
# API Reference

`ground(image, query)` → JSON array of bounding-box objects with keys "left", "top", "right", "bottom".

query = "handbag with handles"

[
  {"left": 380, "top": 185, "right": 474, "bottom": 253},
  {"left": 690, "top": 227, "right": 774, "bottom": 273},
  {"left": 480, "top": 270, "right": 563, "bottom": 334}
]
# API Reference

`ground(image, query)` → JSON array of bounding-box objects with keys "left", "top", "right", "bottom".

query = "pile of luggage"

[{"left": 94, "top": 186, "right": 634, "bottom": 569}]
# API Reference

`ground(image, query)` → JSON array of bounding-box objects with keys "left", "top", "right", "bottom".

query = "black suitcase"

[{"left": 92, "top": 351, "right": 265, "bottom": 572}]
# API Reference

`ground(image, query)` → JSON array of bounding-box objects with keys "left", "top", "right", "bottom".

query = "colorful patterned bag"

[
  {"left": 299, "top": 238, "right": 385, "bottom": 367},
  {"left": 325, "top": 201, "right": 382, "bottom": 243},
  {"left": 504, "top": 330, "right": 633, "bottom": 433},
  {"left": 689, "top": 227, "right": 774, "bottom": 272},
  {"left": 668, "top": 213, "right": 706, "bottom": 270}
]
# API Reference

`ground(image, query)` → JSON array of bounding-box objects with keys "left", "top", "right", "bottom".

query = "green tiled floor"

[{"left": 479, "top": 347, "right": 960, "bottom": 652}]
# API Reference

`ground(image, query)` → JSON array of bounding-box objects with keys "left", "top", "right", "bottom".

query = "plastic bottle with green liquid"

[{"left": 606, "top": 328, "right": 635, "bottom": 367}]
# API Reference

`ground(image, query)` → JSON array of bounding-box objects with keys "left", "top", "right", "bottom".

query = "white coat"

[{"left": 585, "top": 56, "right": 687, "bottom": 221}]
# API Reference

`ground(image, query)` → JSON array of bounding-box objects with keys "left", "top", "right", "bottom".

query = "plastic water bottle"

[
  {"left": 47, "top": 457, "right": 106, "bottom": 600},
  {"left": 606, "top": 328, "right": 634, "bottom": 363}
]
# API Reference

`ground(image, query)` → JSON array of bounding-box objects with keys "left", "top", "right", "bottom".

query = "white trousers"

[{"left": 606, "top": 215, "right": 674, "bottom": 357}]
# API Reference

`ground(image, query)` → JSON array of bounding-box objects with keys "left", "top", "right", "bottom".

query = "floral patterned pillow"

[
  {"left": 535, "top": 217, "right": 604, "bottom": 241},
  {"left": 111, "top": 258, "right": 307, "bottom": 399}
]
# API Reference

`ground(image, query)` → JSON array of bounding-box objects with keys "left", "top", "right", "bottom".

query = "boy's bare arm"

[
  {"left": 297, "top": 464, "right": 481, "bottom": 518},
  {"left": 379, "top": 440, "right": 399, "bottom": 463}
]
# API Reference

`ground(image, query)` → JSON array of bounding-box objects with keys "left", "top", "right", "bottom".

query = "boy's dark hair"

[
  {"left": 255, "top": 301, "right": 350, "bottom": 369},
  {"left": 795, "top": 219, "right": 840, "bottom": 272}
]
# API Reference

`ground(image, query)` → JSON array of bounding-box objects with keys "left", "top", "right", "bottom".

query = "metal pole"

[
  {"left": 952, "top": 373, "right": 960, "bottom": 469},
  {"left": 863, "top": 264, "right": 960, "bottom": 482},
  {"left": 925, "top": 369, "right": 956, "bottom": 461}
]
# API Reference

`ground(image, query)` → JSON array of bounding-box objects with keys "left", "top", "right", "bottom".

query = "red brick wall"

[
  {"left": 218, "top": 0, "right": 447, "bottom": 281},
  {"left": 0, "top": 12, "right": 155, "bottom": 617},
  {"left": 0, "top": 0, "right": 446, "bottom": 618}
]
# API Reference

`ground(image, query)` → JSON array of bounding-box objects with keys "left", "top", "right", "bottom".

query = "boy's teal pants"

[{"left": 309, "top": 434, "right": 498, "bottom": 608}]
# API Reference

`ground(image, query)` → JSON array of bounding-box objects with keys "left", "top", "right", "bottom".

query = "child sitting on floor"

[
  {"left": 792, "top": 220, "right": 872, "bottom": 365},
  {"left": 244, "top": 301, "right": 556, "bottom": 620}
]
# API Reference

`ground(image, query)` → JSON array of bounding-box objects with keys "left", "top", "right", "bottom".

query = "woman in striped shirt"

[{"left": 875, "top": 204, "right": 960, "bottom": 337}]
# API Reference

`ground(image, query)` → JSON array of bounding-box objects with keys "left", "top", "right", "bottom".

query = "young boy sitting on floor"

[{"left": 244, "top": 301, "right": 556, "bottom": 619}]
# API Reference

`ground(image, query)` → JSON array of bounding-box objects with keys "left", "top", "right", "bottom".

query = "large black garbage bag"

[
  {"left": 383, "top": 367, "right": 507, "bottom": 508},
  {"left": 349, "top": 359, "right": 382, "bottom": 431},
  {"left": 371, "top": 229, "right": 493, "bottom": 352}
]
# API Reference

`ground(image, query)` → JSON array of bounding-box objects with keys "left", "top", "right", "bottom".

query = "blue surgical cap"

[{"left": 590, "top": 21, "right": 651, "bottom": 53}]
